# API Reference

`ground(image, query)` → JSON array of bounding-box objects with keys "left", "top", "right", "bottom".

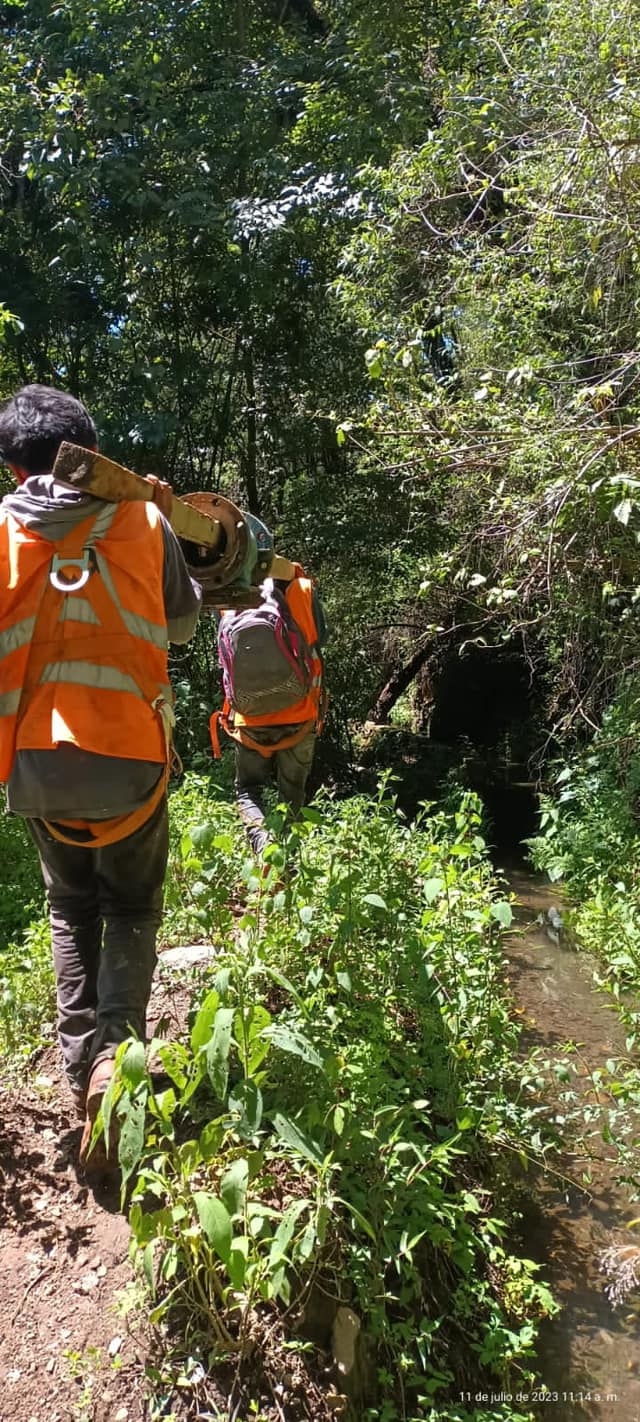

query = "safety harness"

[{"left": 15, "top": 508, "right": 175, "bottom": 848}]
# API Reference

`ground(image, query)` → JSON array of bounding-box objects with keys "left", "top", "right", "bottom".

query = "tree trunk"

[{"left": 367, "top": 641, "right": 432, "bottom": 724}]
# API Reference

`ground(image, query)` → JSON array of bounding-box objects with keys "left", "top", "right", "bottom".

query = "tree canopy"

[{"left": 2, "top": 0, "right": 640, "bottom": 751}]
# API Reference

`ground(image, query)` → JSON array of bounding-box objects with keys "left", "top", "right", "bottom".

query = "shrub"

[{"left": 98, "top": 780, "right": 556, "bottom": 1421}]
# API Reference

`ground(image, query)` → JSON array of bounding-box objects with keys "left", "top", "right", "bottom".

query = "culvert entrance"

[{"left": 360, "top": 642, "right": 543, "bottom": 855}]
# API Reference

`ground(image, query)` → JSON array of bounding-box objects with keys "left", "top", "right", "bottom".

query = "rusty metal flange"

[{"left": 179, "top": 491, "right": 251, "bottom": 591}]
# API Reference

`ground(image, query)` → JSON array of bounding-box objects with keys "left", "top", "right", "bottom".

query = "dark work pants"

[
  {"left": 28, "top": 796, "right": 169, "bottom": 1094},
  {"left": 235, "top": 730, "right": 316, "bottom": 856}
]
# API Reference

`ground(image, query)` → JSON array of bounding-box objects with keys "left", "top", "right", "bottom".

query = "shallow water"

[{"left": 503, "top": 869, "right": 640, "bottom": 1421}]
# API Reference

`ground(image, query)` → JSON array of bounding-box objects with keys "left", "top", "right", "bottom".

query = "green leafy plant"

[
  {"left": 0, "top": 915, "right": 54, "bottom": 1072},
  {"left": 0, "top": 810, "right": 45, "bottom": 951},
  {"left": 91, "top": 780, "right": 559, "bottom": 1421}
]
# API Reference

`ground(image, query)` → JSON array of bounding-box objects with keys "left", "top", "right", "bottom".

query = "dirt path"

[
  {"left": 0, "top": 948, "right": 210, "bottom": 1422},
  {"left": 0, "top": 1055, "right": 140, "bottom": 1422}
]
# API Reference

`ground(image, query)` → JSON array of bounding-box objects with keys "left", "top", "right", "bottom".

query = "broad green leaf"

[
  {"left": 199, "top": 1119, "right": 224, "bottom": 1159},
  {"left": 190, "top": 989, "right": 220, "bottom": 1053},
  {"left": 228, "top": 1080, "right": 263, "bottom": 1135},
  {"left": 262, "top": 1023, "right": 324, "bottom": 1072},
  {"left": 157, "top": 1041, "right": 189, "bottom": 1090},
  {"left": 152, "top": 1087, "right": 177, "bottom": 1122},
  {"left": 297, "top": 1221, "right": 317, "bottom": 1262},
  {"left": 161, "top": 1244, "right": 179, "bottom": 1281},
  {"left": 143, "top": 1240, "right": 156, "bottom": 1293},
  {"left": 247, "top": 1003, "right": 272, "bottom": 1042},
  {"left": 423, "top": 877, "right": 444, "bottom": 903},
  {"left": 121, "top": 1039, "right": 146, "bottom": 1091},
  {"left": 193, "top": 1192, "right": 232, "bottom": 1262},
  {"left": 490, "top": 901, "right": 513, "bottom": 929},
  {"left": 220, "top": 1157, "right": 249, "bottom": 1216},
  {"left": 269, "top": 1198, "right": 310, "bottom": 1266},
  {"left": 247, "top": 1200, "right": 282, "bottom": 1229},
  {"left": 268, "top": 1264, "right": 290, "bottom": 1302},
  {"left": 206, "top": 1007, "right": 235, "bottom": 1098},
  {"left": 234, "top": 1003, "right": 272, "bottom": 1074},
  {"left": 227, "top": 1238, "right": 249, "bottom": 1289},
  {"left": 178, "top": 1139, "right": 202, "bottom": 1172},
  {"left": 213, "top": 967, "right": 232, "bottom": 1000},
  {"left": 179, "top": 1058, "right": 206, "bottom": 1105},
  {"left": 190, "top": 822, "right": 215, "bottom": 851},
  {"left": 272, "top": 1113, "right": 324, "bottom": 1167},
  {"left": 118, "top": 1095, "right": 146, "bottom": 1185},
  {"left": 363, "top": 893, "right": 387, "bottom": 910}
]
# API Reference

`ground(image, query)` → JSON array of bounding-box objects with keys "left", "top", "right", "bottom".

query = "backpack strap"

[
  {"left": 210, "top": 705, "right": 315, "bottom": 759},
  {"left": 210, "top": 705, "right": 225, "bottom": 759}
]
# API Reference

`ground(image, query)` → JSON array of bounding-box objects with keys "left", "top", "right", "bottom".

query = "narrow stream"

[{"left": 503, "top": 868, "right": 640, "bottom": 1421}]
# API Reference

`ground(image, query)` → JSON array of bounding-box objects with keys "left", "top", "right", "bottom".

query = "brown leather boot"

[
  {"left": 69, "top": 1084, "right": 87, "bottom": 1121},
  {"left": 79, "top": 1058, "right": 119, "bottom": 1176}
]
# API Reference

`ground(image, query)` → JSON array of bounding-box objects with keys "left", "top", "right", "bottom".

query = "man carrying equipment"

[
  {"left": 210, "top": 563, "right": 327, "bottom": 857},
  {"left": 0, "top": 383, "right": 201, "bottom": 1173}
]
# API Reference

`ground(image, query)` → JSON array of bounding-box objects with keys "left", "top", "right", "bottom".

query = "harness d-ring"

[{"left": 50, "top": 549, "right": 92, "bottom": 593}]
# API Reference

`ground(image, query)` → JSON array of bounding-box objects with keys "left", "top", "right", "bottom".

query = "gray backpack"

[{"left": 218, "top": 583, "right": 314, "bottom": 718}]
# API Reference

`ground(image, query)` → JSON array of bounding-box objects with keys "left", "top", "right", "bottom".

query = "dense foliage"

[
  {"left": 3, "top": 0, "right": 640, "bottom": 742},
  {"left": 0, "top": 774, "right": 569, "bottom": 1420},
  {"left": 531, "top": 683, "right": 640, "bottom": 1047},
  {"left": 3, "top": 0, "right": 640, "bottom": 1412},
  {"left": 100, "top": 778, "right": 557, "bottom": 1422}
]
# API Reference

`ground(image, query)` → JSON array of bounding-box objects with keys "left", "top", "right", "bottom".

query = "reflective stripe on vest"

[
  {"left": 94, "top": 550, "right": 168, "bottom": 650},
  {"left": 0, "top": 500, "right": 171, "bottom": 780},
  {"left": 0, "top": 616, "right": 37, "bottom": 658},
  {"left": 39, "top": 660, "right": 151, "bottom": 698},
  {"left": 39, "top": 659, "right": 173, "bottom": 702},
  {"left": 59, "top": 597, "right": 100, "bottom": 626},
  {"left": 0, "top": 689, "right": 22, "bottom": 717}
]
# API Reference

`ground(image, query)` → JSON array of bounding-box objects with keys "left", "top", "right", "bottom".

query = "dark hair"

[{"left": 0, "top": 383, "right": 97, "bottom": 475}]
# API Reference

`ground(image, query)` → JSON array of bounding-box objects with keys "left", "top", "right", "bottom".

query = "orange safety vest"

[
  {"left": 0, "top": 498, "right": 174, "bottom": 845},
  {"left": 210, "top": 566, "right": 326, "bottom": 759}
]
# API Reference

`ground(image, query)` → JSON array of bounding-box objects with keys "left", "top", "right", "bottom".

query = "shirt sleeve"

[{"left": 159, "top": 516, "right": 203, "bottom": 644}]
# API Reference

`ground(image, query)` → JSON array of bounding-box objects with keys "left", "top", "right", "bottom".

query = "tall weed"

[
  {"left": 0, "top": 809, "right": 52, "bottom": 1070},
  {"left": 530, "top": 691, "right": 640, "bottom": 1028},
  {"left": 0, "top": 808, "right": 45, "bottom": 951},
  {"left": 530, "top": 690, "right": 640, "bottom": 1186}
]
